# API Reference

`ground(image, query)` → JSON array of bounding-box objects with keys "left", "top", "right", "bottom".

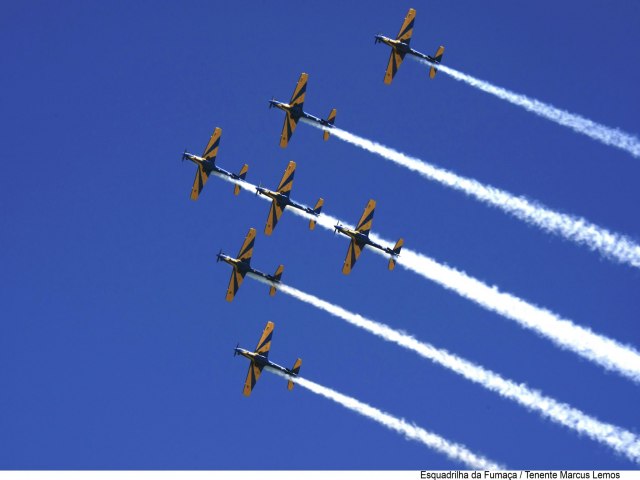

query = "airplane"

[
  {"left": 334, "top": 199, "right": 403, "bottom": 274},
  {"left": 182, "top": 127, "right": 249, "bottom": 200},
  {"left": 234, "top": 320, "right": 302, "bottom": 397},
  {"left": 256, "top": 161, "right": 324, "bottom": 235},
  {"left": 374, "top": 8, "right": 445, "bottom": 84},
  {"left": 269, "top": 73, "right": 337, "bottom": 148},
  {"left": 217, "top": 228, "right": 284, "bottom": 302}
]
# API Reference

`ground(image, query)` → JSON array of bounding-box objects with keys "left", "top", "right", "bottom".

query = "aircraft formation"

[{"left": 182, "top": 8, "right": 437, "bottom": 395}]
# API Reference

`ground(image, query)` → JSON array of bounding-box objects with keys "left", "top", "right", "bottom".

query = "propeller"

[
  {"left": 233, "top": 342, "right": 239, "bottom": 357},
  {"left": 268, "top": 97, "right": 275, "bottom": 109},
  {"left": 255, "top": 182, "right": 261, "bottom": 196},
  {"left": 181, "top": 148, "right": 188, "bottom": 161},
  {"left": 216, "top": 249, "right": 223, "bottom": 263},
  {"left": 334, "top": 222, "right": 341, "bottom": 235}
]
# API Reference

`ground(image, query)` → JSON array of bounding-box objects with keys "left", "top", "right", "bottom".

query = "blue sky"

[{"left": 1, "top": 0, "right": 639, "bottom": 469}]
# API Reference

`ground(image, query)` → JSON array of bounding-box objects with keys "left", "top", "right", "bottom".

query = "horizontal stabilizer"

[
  {"left": 309, "top": 198, "right": 324, "bottom": 230},
  {"left": 388, "top": 238, "right": 404, "bottom": 271},
  {"left": 269, "top": 264, "right": 284, "bottom": 296},
  {"left": 323, "top": 109, "right": 337, "bottom": 141},
  {"left": 287, "top": 358, "right": 302, "bottom": 391},
  {"left": 429, "top": 46, "right": 445, "bottom": 79},
  {"left": 233, "top": 164, "right": 249, "bottom": 196}
]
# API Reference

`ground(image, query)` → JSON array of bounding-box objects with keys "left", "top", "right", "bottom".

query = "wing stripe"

[
  {"left": 292, "top": 83, "right": 306, "bottom": 104},
  {"left": 357, "top": 211, "right": 375, "bottom": 233},
  {"left": 202, "top": 128, "right": 222, "bottom": 160},
  {"left": 239, "top": 239, "right": 254, "bottom": 259},
  {"left": 398, "top": 19, "right": 414, "bottom": 41},
  {"left": 277, "top": 170, "right": 295, "bottom": 195},
  {"left": 256, "top": 331, "right": 273, "bottom": 355},
  {"left": 254, "top": 321, "right": 274, "bottom": 358},
  {"left": 204, "top": 137, "right": 220, "bottom": 159}
]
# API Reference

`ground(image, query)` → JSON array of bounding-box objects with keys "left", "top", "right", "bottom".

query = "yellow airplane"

[
  {"left": 269, "top": 73, "right": 337, "bottom": 148},
  {"left": 256, "top": 161, "right": 324, "bottom": 235},
  {"left": 182, "top": 127, "right": 249, "bottom": 200},
  {"left": 217, "top": 228, "right": 284, "bottom": 302},
  {"left": 375, "top": 8, "right": 445, "bottom": 84},
  {"left": 335, "top": 199, "right": 403, "bottom": 274},
  {"left": 234, "top": 321, "right": 302, "bottom": 397}
]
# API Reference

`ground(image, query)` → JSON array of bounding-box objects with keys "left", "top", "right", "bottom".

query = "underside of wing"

[
  {"left": 254, "top": 321, "right": 274, "bottom": 358},
  {"left": 384, "top": 49, "right": 405, "bottom": 85},
  {"left": 202, "top": 127, "right": 222, "bottom": 160},
  {"left": 396, "top": 8, "right": 416, "bottom": 44},
  {"left": 226, "top": 267, "right": 246, "bottom": 302},
  {"left": 289, "top": 73, "right": 308, "bottom": 107},
  {"left": 276, "top": 161, "right": 296, "bottom": 196},
  {"left": 243, "top": 362, "right": 263, "bottom": 397},
  {"left": 280, "top": 112, "right": 298, "bottom": 148},
  {"left": 265, "top": 201, "right": 285, "bottom": 236},
  {"left": 190, "top": 165, "right": 209, "bottom": 201},
  {"left": 356, "top": 199, "right": 376, "bottom": 236},
  {"left": 236, "top": 228, "right": 256, "bottom": 264},
  {"left": 342, "top": 239, "right": 365, "bottom": 275}
]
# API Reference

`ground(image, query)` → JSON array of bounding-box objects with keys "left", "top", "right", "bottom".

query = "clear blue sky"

[{"left": 1, "top": 0, "right": 639, "bottom": 469}]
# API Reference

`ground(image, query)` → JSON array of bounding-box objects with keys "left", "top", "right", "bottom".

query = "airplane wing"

[
  {"left": 190, "top": 165, "right": 209, "bottom": 200},
  {"left": 280, "top": 112, "right": 298, "bottom": 148},
  {"left": 254, "top": 321, "right": 274, "bottom": 358},
  {"left": 202, "top": 127, "right": 222, "bottom": 161},
  {"left": 384, "top": 9, "right": 415, "bottom": 85},
  {"left": 242, "top": 361, "right": 264, "bottom": 397},
  {"left": 226, "top": 267, "right": 246, "bottom": 302},
  {"left": 276, "top": 161, "right": 296, "bottom": 197},
  {"left": 396, "top": 8, "right": 416, "bottom": 44},
  {"left": 236, "top": 228, "right": 256, "bottom": 264},
  {"left": 355, "top": 199, "right": 376, "bottom": 236},
  {"left": 384, "top": 49, "right": 406, "bottom": 85},
  {"left": 342, "top": 239, "right": 365, "bottom": 275},
  {"left": 264, "top": 200, "right": 285, "bottom": 236},
  {"left": 289, "top": 73, "right": 308, "bottom": 107}
]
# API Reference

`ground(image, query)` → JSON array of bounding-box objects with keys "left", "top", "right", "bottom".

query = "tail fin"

[
  {"left": 388, "top": 238, "right": 404, "bottom": 271},
  {"left": 323, "top": 109, "right": 337, "bottom": 141},
  {"left": 309, "top": 198, "right": 324, "bottom": 230},
  {"left": 233, "top": 164, "right": 249, "bottom": 196},
  {"left": 269, "top": 264, "right": 284, "bottom": 296},
  {"left": 287, "top": 358, "right": 302, "bottom": 391},
  {"left": 429, "top": 46, "right": 445, "bottom": 79}
]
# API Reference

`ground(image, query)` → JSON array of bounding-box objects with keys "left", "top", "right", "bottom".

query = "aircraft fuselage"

[
  {"left": 256, "top": 187, "right": 317, "bottom": 216},
  {"left": 269, "top": 100, "right": 334, "bottom": 128},
  {"left": 375, "top": 35, "right": 437, "bottom": 63},
  {"left": 335, "top": 225, "right": 396, "bottom": 255},
  {"left": 234, "top": 348, "right": 295, "bottom": 376},
  {"left": 217, "top": 253, "right": 279, "bottom": 283},
  {"left": 183, "top": 152, "right": 237, "bottom": 180}
]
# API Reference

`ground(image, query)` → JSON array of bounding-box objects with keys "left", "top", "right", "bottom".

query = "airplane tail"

[
  {"left": 287, "top": 358, "right": 302, "bottom": 391},
  {"left": 233, "top": 164, "right": 249, "bottom": 196},
  {"left": 388, "top": 238, "right": 404, "bottom": 271},
  {"left": 429, "top": 46, "right": 445, "bottom": 79},
  {"left": 323, "top": 109, "right": 337, "bottom": 141},
  {"left": 309, "top": 198, "right": 324, "bottom": 230},
  {"left": 269, "top": 264, "right": 284, "bottom": 296}
]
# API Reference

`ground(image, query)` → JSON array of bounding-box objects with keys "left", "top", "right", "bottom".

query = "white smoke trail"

[
  {"left": 284, "top": 207, "right": 640, "bottom": 384},
  {"left": 213, "top": 172, "right": 258, "bottom": 194},
  {"left": 413, "top": 57, "right": 640, "bottom": 158},
  {"left": 303, "top": 120, "right": 640, "bottom": 270},
  {"left": 224, "top": 175, "right": 640, "bottom": 382},
  {"left": 253, "top": 277, "right": 640, "bottom": 464},
  {"left": 266, "top": 368, "right": 503, "bottom": 469}
]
